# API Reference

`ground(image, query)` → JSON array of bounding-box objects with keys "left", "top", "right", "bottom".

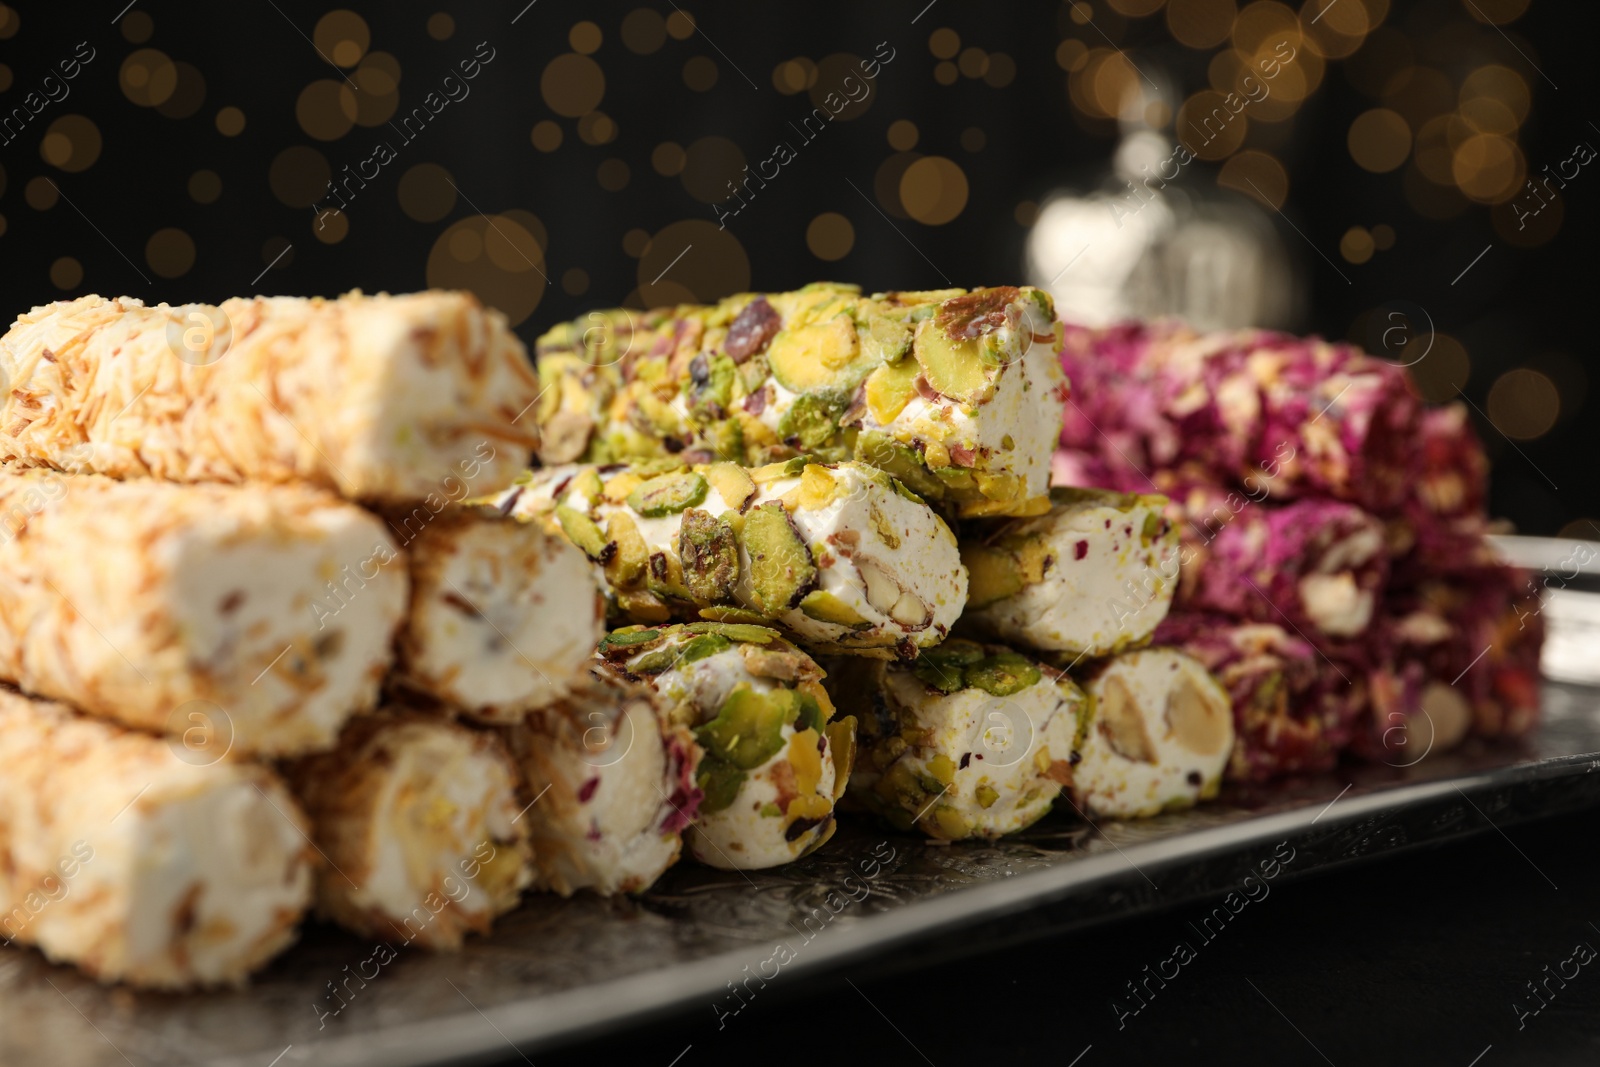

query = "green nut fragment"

[
  {"left": 702, "top": 461, "right": 757, "bottom": 512},
  {"left": 975, "top": 784, "right": 1000, "bottom": 809},
  {"left": 696, "top": 605, "right": 771, "bottom": 626},
  {"left": 629, "top": 645, "right": 683, "bottom": 674},
  {"left": 695, "top": 685, "right": 797, "bottom": 770},
  {"left": 604, "top": 511, "right": 650, "bottom": 587},
  {"left": 684, "top": 621, "right": 781, "bottom": 643},
  {"left": 798, "top": 589, "right": 871, "bottom": 629},
  {"left": 855, "top": 431, "right": 943, "bottom": 500},
  {"left": 965, "top": 652, "right": 1042, "bottom": 697},
  {"left": 913, "top": 318, "right": 994, "bottom": 404},
  {"left": 686, "top": 352, "right": 737, "bottom": 413},
  {"left": 598, "top": 627, "right": 663, "bottom": 655},
  {"left": 961, "top": 543, "right": 1024, "bottom": 609},
  {"left": 678, "top": 508, "right": 741, "bottom": 602},
  {"left": 676, "top": 632, "right": 733, "bottom": 665},
  {"left": 863, "top": 357, "right": 921, "bottom": 427},
  {"left": 696, "top": 757, "right": 746, "bottom": 815},
  {"left": 1142, "top": 509, "right": 1166, "bottom": 543},
  {"left": 627, "top": 472, "right": 709, "bottom": 517},
  {"left": 555, "top": 505, "right": 612, "bottom": 562},
  {"left": 767, "top": 315, "right": 872, "bottom": 395},
  {"left": 741, "top": 502, "right": 818, "bottom": 616},
  {"left": 777, "top": 392, "right": 846, "bottom": 453},
  {"left": 794, "top": 691, "right": 826, "bottom": 735},
  {"left": 912, "top": 639, "right": 985, "bottom": 693},
  {"left": 759, "top": 802, "right": 784, "bottom": 818},
  {"left": 570, "top": 468, "right": 604, "bottom": 502},
  {"left": 859, "top": 312, "right": 915, "bottom": 366}
]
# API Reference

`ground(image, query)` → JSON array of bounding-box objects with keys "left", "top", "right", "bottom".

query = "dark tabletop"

[{"left": 523, "top": 802, "right": 1600, "bottom": 1067}]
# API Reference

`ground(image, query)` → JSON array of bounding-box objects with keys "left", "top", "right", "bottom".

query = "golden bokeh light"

[
  {"left": 156, "top": 62, "right": 207, "bottom": 119},
  {"left": 0, "top": 3, "right": 16, "bottom": 38},
  {"left": 985, "top": 53, "right": 1017, "bottom": 88},
  {"left": 665, "top": 9, "right": 696, "bottom": 39},
  {"left": 1231, "top": 2, "right": 1298, "bottom": 54},
  {"left": 806, "top": 212, "right": 855, "bottom": 260},
  {"left": 1014, "top": 200, "right": 1040, "bottom": 226},
  {"left": 344, "top": 56, "right": 400, "bottom": 127},
  {"left": 652, "top": 142, "right": 686, "bottom": 176},
  {"left": 1218, "top": 149, "right": 1289, "bottom": 208},
  {"left": 298, "top": 80, "right": 354, "bottom": 141},
  {"left": 1382, "top": 65, "right": 1452, "bottom": 128},
  {"left": 1487, "top": 368, "right": 1559, "bottom": 440},
  {"left": 621, "top": 8, "right": 667, "bottom": 54},
  {"left": 216, "top": 106, "right": 246, "bottom": 136},
  {"left": 39, "top": 115, "right": 101, "bottom": 173},
  {"left": 935, "top": 61, "right": 959, "bottom": 86},
  {"left": 146, "top": 228, "right": 196, "bottom": 278},
  {"left": 1298, "top": 0, "right": 1369, "bottom": 59},
  {"left": 570, "top": 21, "right": 602, "bottom": 54},
  {"left": 900, "top": 156, "right": 970, "bottom": 225},
  {"left": 427, "top": 13, "right": 454, "bottom": 40},
  {"left": 25, "top": 176, "right": 58, "bottom": 211},
  {"left": 541, "top": 53, "right": 605, "bottom": 118},
  {"left": 1453, "top": 133, "right": 1524, "bottom": 203},
  {"left": 1460, "top": 95, "right": 1518, "bottom": 136},
  {"left": 772, "top": 58, "right": 817, "bottom": 94},
  {"left": 426, "top": 214, "right": 546, "bottom": 326},
  {"left": 1056, "top": 39, "right": 1089, "bottom": 72},
  {"left": 622, "top": 228, "right": 651, "bottom": 257},
  {"left": 683, "top": 56, "right": 718, "bottom": 92},
  {"left": 961, "top": 127, "right": 987, "bottom": 152},
  {"left": 260, "top": 237, "right": 296, "bottom": 277},
  {"left": 120, "top": 49, "right": 178, "bottom": 108},
  {"left": 314, "top": 10, "right": 369, "bottom": 68},
  {"left": 1403, "top": 160, "right": 1469, "bottom": 220},
  {"left": 562, "top": 268, "right": 589, "bottom": 296},
  {"left": 1405, "top": 331, "right": 1469, "bottom": 403},
  {"left": 1339, "top": 226, "right": 1374, "bottom": 264},
  {"left": 929, "top": 28, "right": 960, "bottom": 59},
  {"left": 1348, "top": 108, "right": 1410, "bottom": 172},
  {"left": 875, "top": 152, "right": 921, "bottom": 218},
  {"left": 1492, "top": 188, "right": 1562, "bottom": 247},
  {"left": 810, "top": 54, "right": 875, "bottom": 121},
  {"left": 121, "top": 10, "right": 152, "bottom": 43},
  {"left": 679, "top": 136, "right": 745, "bottom": 204},
  {"left": 397, "top": 163, "right": 457, "bottom": 222},
  {"left": 188, "top": 170, "right": 222, "bottom": 204},
  {"left": 1461, "top": 65, "right": 1530, "bottom": 124},
  {"left": 269, "top": 146, "right": 331, "bottom": 209},
  {"left": 1371, "top": 222, "right": 1395, "bottom": 249},
  {"left": 1177, "top": 89, "right": 1249, "bottom": 159},
  {"left": 1343, "top": 27, "right": 1413, "bottom": 98},
  {"left": 50, "top": 257, "right": 82, "bottom": 290},
  {"left": 577, "top": 110, "right": 617, "bottom": 145},
  {"left": 888, "top": 120, "right": 919, "bottom": 151},
  {"left": 959, "top": 47, "right": 989, "bottom": 80},
  {"left": 531, "top": 121, "right": 563, "bottom": 152},
  {"left": 635, "top": 219, "right": 750, "bottom": 305},
  {"left": 1168, "top": 0, "right": 1237, "bottom": 49}
]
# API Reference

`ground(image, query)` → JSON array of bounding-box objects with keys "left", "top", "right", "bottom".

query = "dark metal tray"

[{"left": 4, "top": 678, "right": 1599, "bottom": 1067}]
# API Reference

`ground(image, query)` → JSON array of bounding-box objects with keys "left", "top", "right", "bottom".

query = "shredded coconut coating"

[
  {"left": 0, "top": 687, "right": 315, "bottom": 989},
  {"left": 394, "top": 509, "right": 605, "bottom": 722},
  {"left": 0, "top": 290, "right": 540, "bottom": 504},
  {"left": 0, "top": 469, "right": 407, "bottom": 756},
  {"left": 285, "top": 712, "right": 532, "bottom": 950}
]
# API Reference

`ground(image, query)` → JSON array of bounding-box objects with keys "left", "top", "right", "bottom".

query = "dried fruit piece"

[
  {"left": 678, "top": 508, "right": 740, "bottom": 602},
  {"left": 722, "top": 295, "right": 781, "bottom": 363}
]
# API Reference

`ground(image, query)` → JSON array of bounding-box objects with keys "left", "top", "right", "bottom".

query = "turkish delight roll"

[
  {"left": 286, "top": 713, "right": 532, "bottom": 950},
  {"left": 0, "top": 470, "right": 406, "bottom": 757},
  {"left": 0, "top": 290, "right": 540, "bottom": 504},
  {"left": 841, "top": 639, "right": 1084, "bottom": 840},
  {"left": 1175, "top": 489, "right": 1389, "bottom": 641},
  {"left": 1071, "top": 648, "right": 1234, "bottom": 818},
  {"left": 500, "top": 458, "right": 967, "bottom": 658},
  {"left": 0, "top": 687, "right": 315, "bottom": 989},
  {"left": 532, "top": 283, "right": 1068, "bottom": 516},
  {"left": 1058, "top": 320, "right": 1419, "bottom": 513},
  {"left": 499, "top": 669, "right": 701, "bottom": 895},
  {"left": 1155, "top": 613, "right": 1358, "bottom": 781},
  {"left": 961, "top": 487, "right": 1180, "bottom": 656},
  {"left": 598, "top": 623, "right": 855, "bottom": 870},
  {"left": 394, "top": 509, "right": 605, "bottom": 721}
]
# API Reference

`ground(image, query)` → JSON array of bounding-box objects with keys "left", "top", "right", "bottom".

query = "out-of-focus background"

[{"left": 0, "top": 0, "right": 1591, "bottom": 532}]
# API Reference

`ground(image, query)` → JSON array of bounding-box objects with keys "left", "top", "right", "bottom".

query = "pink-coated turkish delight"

[
  {"left": 1058, "top": 320, "right": 1420, "bottom": 513},
  {"left": 1168, "top": 488, "right": 1390, "bottom": 642},
  {"left": 1155, "top": 613, "right": 1361, "bottom": 782}
]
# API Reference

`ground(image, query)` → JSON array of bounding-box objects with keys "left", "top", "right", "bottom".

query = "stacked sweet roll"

[
  {"left": 0, "top": 291, "right": 606, "bottom": 985},
  {"left": 1056, "top": 319, "right": 1543, "bottom": 780}
]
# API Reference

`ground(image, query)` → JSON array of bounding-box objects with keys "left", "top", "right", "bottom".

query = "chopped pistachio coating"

[
  {"left": 531, "top": 283, "right": 1068, "bottom": 516},
  {"left": 497, "top": 459, "right": 967, "bottom": 658},
  {"left": 1070, "top": 648, "right": 1234, "bottom": 819},
  {"left": 831, "top": 639, "right": 1083, "bottom": 841},
  {"left": 961, "top": 487, "right": 1180, "bottom": 656},
  {"left": 598, "top": 624, "right": 854, "bottom": 870}
]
